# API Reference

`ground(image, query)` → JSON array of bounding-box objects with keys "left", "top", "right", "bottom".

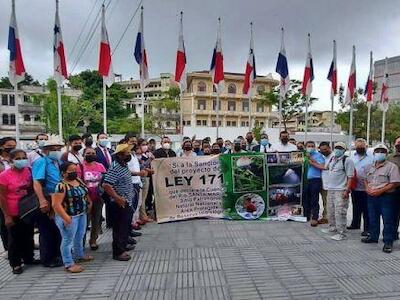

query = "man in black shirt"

[{"left": 154, "top": 136, "right": 176, "bottom": 158}]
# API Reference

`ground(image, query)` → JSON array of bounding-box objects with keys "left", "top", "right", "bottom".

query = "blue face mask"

[
  {"left": 13, "top": 159, "right": 28, "bottom": 169},
  {"left": 334, "top": 149, "right": 345, "bottom": 157},
  {"left": 374, "top": 153, "right": 387, "bottom": 162},
  {"left": 48, "top": 151, "right": 62, "bottom": 161},
  {"left": 260, "top": 139, "right": 269, "bottom": 146},
  {"left": 37, "top": 140, "right": 46, "bottom": 148},
  {"left": 306, "top": 147, "right": 315, "bottom": 154},
  {"left": 99, "top": 139, "right": 109, "bottom": 147}
]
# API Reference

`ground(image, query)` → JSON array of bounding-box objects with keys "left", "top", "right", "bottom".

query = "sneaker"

[
  {"left": 361, "top": 237, "right": 378, "bottom": 244},
  {"left": 321, "top": 227, "right": 336, "bottom": 234},
  {"left": 346, "top": 225, "right": 360, "bottom": 230},
  {"left": 310, "top": 219, "right": 318, "bottom": 227},
  {"left": 331, "top": 233, "right": 347, "bottom": 241},
  {"left": 383, "top": 244, "right": 393, "bottom": 253},
  {"left": 113, "top": 252, "right": 131, "bottom": 261},
  {"left": 361, "top": 231, "right": 369, "bottom": 237}
]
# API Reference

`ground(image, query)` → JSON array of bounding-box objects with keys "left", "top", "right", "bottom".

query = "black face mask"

[
  {"left": 281, "top": 138, "right": 289, "bottom": 145},
  {"left": 124, "top": 155, "right": 132, "bottom": 163},
  {"left": 194, "top": 148, "right": 201, "bottom": 153},
  {"left": 72, "top": 145, "right": 82, "bottom": 152},
  {"left": 356, "top": 148, "right": 366, "bottom": 155},
  {"left": 234, "top": 144, "right": 241, "bottom": 152},
  {"left": 396, "top": 144, "right": 400, "bottom": 153},
  {"left": 66, "top": 172, "right": 78, "bottom": 181},
  {"left": 3, "top": 147, "right": 15, "bottom": 153},
  {"left": 85, "top": 155, "right": 96, "bottom": 163},
  {"left": 184, "top": 146, "right": 192, "bottom": 151},
  {"left": 246, "top": 138, "right": 253, "bottom": 143},
  {"left": 212, "top": 149, "right": 220, "bottom": 154}
]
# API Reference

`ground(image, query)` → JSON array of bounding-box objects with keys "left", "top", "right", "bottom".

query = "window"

[
  {"left": 228, "top": 100, "right": 236, "bottom": 111},
  {"left": 202, "top": 120, "right": 207, "bottom": 126},
  {"left": 2, "top": 95, "right": 8, "bottom": 106},
  {"left": 232, "top": 121, "right": 237, "bottom": 127},
  {"left": 228, "top": 83, "right": 237, "bottom": 94},
  {"left": 183, "top": 120, "right": 191, "bottom": 126},
  {"left": 211, "top": 120, "right": 222, "bottom": 127},
  {"left": 227, "top": 120, "right": 237, "bottom": 127},
  {"left": 2, "top": 114, "right": 9, "bottom": 125},
  {"left": 23, "top": 95, "right": 30, "bottom": 103},
  {"left": 213, "top": 100, "right": 221, "bottom": 110},
  {"left": 24, "top": 114, "right": 30, "bottom": 121},
  {"left": 257, "top": 103, "right": 264, "bottom": 113},
  {"left": 212, "top": 85, "right": 217, "bottom": 93},
  {"left": 34, "top": 115, "right": 40, "bottom": 122},
  {"left": 197, "top": 81, "right": 207, "bottom": 93},
  {"left": 241, "top": 121, "right": 249, "bottom": 127},
  {"left": 166, "top": 121, "right": 171, "bottom": 127},
  {"left": 196, "top": 119, "right": 207, "bottom": 126},
  {"left": 197, "top": 99, "right": 206, "bottom": 110},
  {"left": 9, "top": 95, "right": 15, "bottom": 106},
  {"left": 242, "top": 100, "right": 249, "bottom": 112},
  {"left": 10, "top": 114, "right": 15, "bottom": 125},
  {"left": 257, "top": 85, "right": 265, "bottom": 95},
  {"left": 196, "top": 120, "right": 201, "bottom": 126}
]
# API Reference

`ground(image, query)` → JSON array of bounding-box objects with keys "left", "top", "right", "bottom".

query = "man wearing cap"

[
  {"left": 32, "top": 137, "right": 64, "bottom": 267},
  {"left": 362, "top": 143, "right": 400, "bottom": 253},
  {"left": 322, "top": 142, "right": 355, "bottom": 241},
  {"left": 103, "top": 144, "right": 136, "bottom": 261}
]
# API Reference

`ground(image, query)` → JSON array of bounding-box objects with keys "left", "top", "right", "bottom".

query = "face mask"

[
  {"left": 395, "top": 144, "right": 400, "bottom": 153},
  {"left": 99, "top": 139, "right": 109, "bottom": 147},
  {"left": 281, "top": 138, "right": 289, "bottom": 145},
  {"left": 234, "top": 144, "right": 241, "bottom": 152},
  {"left": 72, "top": 145, "right": 82, "bottom": 152},
  {"left": 260, "top": 139, "right": 269, "bottom": 146},
  {"left": 85, "top": 155, "right": 96, "bottom": 163},
  {"left": 183, "top": 145, "right": 192, "bottom": 151},
  {"left": 3, "top": 147, "right": 15, "bottom": 153},
  {"left": 13, "top": 159, "right": 28, "bottom": 169},
  {"left": 38, "top": 140, "right": 46, "bottom": 148},
  {"left": 123, "top": 155, "right": 132, "bottom": 163},
  {"left": 141, "top": 145, "right": 148, "bottom": 152},
  {"left": 225, "top": 145, "right": 232, "bottom": 150},
  {"left": 306, "top": 147, "right": 315, "bottom": 154},
  {"left": 212, "top": 149, "right": 220, "bottom": 154},
  {"left": 356, "top": 148, "right": 366, "bottom": 155},
  {"left": 66, "top": 172, "right": 78, "bottom": 181},
  {"left": 48, "top": 151, "right": 62, "bottom": 160},
  {"left": 334, "top": 149, "right": 345, "bottom": 157},
  {"left": 374, "top": 153, "right": 387, "bottom": 162},
  {"left": 162, "top": 143, "right": 171, "bottom": 150},
  {"left": 246, "top": 138, "right": 253, "bottom": 143},
  {"left": 194, "top": 148, "right": 200, "bottom": 154},
  {"left": 85, "top": 138, "right": 93, "bottom": 147}
]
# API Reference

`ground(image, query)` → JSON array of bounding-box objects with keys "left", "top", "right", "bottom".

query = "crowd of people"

[{"left": 0, "top": 130, "right": 399, "bottom": 275}]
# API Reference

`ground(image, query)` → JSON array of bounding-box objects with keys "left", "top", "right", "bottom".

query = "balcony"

[{"left": 18, "top": 104, "right": 42, "bottom": 114}]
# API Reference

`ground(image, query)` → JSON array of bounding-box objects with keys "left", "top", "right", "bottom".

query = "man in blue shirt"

[
  {"left": 348, "top": 138, "right": 373, "bottom": 235},
  {"left": 32, "top": 137, "right": 64, "bottom": 267},
  {"left": 306, "top": 141, "right": 326, "bottom": 227}
]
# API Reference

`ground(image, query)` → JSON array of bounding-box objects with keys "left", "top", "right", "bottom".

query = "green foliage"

[
  {"left": 0, "top": 73, "right": 41, "bottom": 89},
  {"left": 258, "top": 79, "right": 317, "bottom": 131},
  {"left": 252, "top": 124, "right": 263, "bottom": 141},
  {"left": 107, "top": 114, "right": 154, "bottom": 134}
]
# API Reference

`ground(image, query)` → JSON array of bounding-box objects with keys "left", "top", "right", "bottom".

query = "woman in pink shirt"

[
  {"left": 0, "top": 149, "right": 36, "bottom": 274},
  {"left": 78, "top": 147, "right": 106, "bottom": 250}
]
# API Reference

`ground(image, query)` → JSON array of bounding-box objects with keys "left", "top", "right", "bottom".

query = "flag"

[
  {"left": 364, "top": 51, "right": 374, "bottom": 104},
  {"left": 302, "top": 34, "right": 314, "bottom": 97},
  {"left": 8, "top": 0, "right": 25, "bottom": 87},
  {"left": 134, "top": 6, "right": 149, "bottom": 89},
  {"left": 210, "top": 18, "right": 224, "bottom": 93},
  {"left": 327, "top": 40, "right": 337, "bottom": 97},
  {"left": 344, "top": 46, "right": 356, "bottom": 105},
  {"left": 243, "top": 23, "right": 256, "bottom": 96},
  {"left": 54, "top": 0, "right": 68, "bottom": 86},
  {"left": 380, "top": 57, "right": 389, "bottom": 112},
  {"left": 276, "top": 28, "right": 289, "bottom": 97},
  {"left": 98, "top": 4, "right": 114, "bottom": 87},
  {"left": 174, "top": 12, "right": 186, "bottom": 92}
]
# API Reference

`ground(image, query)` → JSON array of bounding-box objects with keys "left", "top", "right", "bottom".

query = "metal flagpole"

[
  {"left": 349, "top": 100, "right": 354, "bottom": 147},
  {"left": 57, "top": 85, "right": 63, "bottom": 140},
  {"left": 103, "top": 80, "right": 107, "bottom": 134},
  {"left": 14, "top": 85, "right": 20, "bottom": 144},
  {"left": 216, "top": 89, "right": 220, "bottom": 139},
  {"left": 278, "top": 95, "right": 283, "bottom": 131},
  {"left": 330, "top": 92, "right": 334, "bottom": 147},
  {"left": 366, "top": 103, "right": 371, "bottom": 146},
  {"left": 381, "top": 110, "right": 386, "bottom": 143},
  {"left": 141, "top": 86, "right": 145, "bottom": 138},
  {"left": 304, "top": 95, "right": 309, "bottom": 142},
  {"left": 248, "top": 97, "right": 251, "bottom": 132},
  {"left": 179, "top": 91, "right": 183, "bottom": 138}
]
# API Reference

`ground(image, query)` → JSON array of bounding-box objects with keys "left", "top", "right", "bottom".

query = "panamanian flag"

[
  {"left": 302, "top": 34, "right": 314, "bottom": 97},
  {"left": 134, "top": 6, "right": 149, "bottom": 89},
  {"left": 380, "top": 57, "right": 389, "bottom": 112},
  {"left": 54, "top": 0, "right": 68, "bottom": 86},
  {"left": 98, "top": 4, "right": 114, "bottom": 87},
  {"left": 8, "top": 0, "right": 25, "bottom": 87},
  {"left": 174, "top": 12, "right": 187, "bottom": 92},
  {"left": 210, "top": 18, "right": 224, "bottom": 93},
  {"left": 364, "top": 51, "right": 374, "bottom": 104},
  {"left": 344, "top": 46, "right": 356, "bottom": 105},
  {"left": 276, "top": 28, "right": 289, "bottom": 97},
  {"left": 243, "top": 23, "right": 256, "bottom": 96},
  {"left": 327, "top": 40, "right": 337, "bottom": 97}
]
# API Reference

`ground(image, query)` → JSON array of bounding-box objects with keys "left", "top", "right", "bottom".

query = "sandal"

[
  {"left": 65, "top": 264, "right": 84, "bottom": 273},
  {"left": 76, "top": 255, "right": 94, "bottom": 263},
  {"left": 12, "top": 266, "right": 23, "bottom": 274}
]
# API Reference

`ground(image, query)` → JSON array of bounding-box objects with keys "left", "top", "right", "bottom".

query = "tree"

[
  {"left": 33, "top": 79, "right": 101, "bottom": 138},
  {"left": 0, "top": 73, "right": 41, "bottom": 88},
  {"left": 258, "top": 79, "right": 317, "bottom": 131}
]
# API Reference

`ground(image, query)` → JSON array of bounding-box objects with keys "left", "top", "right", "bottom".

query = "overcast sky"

[{"left": 1, "top": 0, "right": 399, "bottom": 111}]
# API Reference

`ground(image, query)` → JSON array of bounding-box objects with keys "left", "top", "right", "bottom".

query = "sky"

[{"left": 1, "top": 0, "right": 400, "bottom": 111}]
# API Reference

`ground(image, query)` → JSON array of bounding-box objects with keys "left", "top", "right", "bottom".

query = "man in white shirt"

[
  {"left": 28, "top": 133, "right": 48, "bottom": 167},
  {"left": 271, "top": 131, "right": 298, "bottom": 152}
]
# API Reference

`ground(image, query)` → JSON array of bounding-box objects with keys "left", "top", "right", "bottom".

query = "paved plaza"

[{"left": 0, "top": 219, "right": 400, "bottom": 299}]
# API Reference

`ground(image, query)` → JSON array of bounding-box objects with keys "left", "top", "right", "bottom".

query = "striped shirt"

[{"left": 103, "top": 161, "right": 135, "bottom": 206}]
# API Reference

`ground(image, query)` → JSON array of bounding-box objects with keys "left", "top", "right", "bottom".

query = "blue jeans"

[
  {"left": 305, "top": 178, "right": 322, "bottom": 220},
  {"left": 368, "top": 194, "right": 395, "bottom": 245},
  {"left": 55, "top": 213, "right": 87, "bottom": 267}
]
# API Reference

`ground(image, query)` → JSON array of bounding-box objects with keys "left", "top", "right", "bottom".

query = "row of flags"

[{"left": 6, "top": 1, "right": 391, "bottom": 112}]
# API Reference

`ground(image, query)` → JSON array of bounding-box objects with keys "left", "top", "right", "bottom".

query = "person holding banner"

[
  {"left": 362, "top": 143, "right": 400, "bottom": 253},
  {"left": 154, "top": 136, "right": 176, "bottom": 158},
  {"left": 388, "top": 136, "right": 400, "bottom": 240},
  {"left": 271, "top": 131, "right": 297, "bottom": 152},
  {"left": 178, "top": 140, "right": 196, "bottom": 157},
  {"left": 252, "top": 133, "right": 272, "bottom": 153}
]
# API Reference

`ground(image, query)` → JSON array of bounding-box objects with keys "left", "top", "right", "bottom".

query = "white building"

[{"left": 374, "top": 56, "right": 400, "bottom": 103}]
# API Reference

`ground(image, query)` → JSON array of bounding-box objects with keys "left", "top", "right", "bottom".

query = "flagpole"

[
  {"left": 330, "top": 93, "right": 334, "bottom": 146},
  {"left": 179, "top": 91, "right": 183, "bottom": 138},
  {"left": 304, "top": 95, "right": 309, "bottom": 142},
  {"left": 57, "top": 85, "right": 63, "bottom": 140},
  {"left": 141, "top": 85, "right": 145, "bottom": 138},
  {"left": 248, "top": 97, "right": 252, "bottom": 132},
  {"left": 278, "top": 95, "right": 283, "bottom": 131},
  {"left": 366, "top": 103, "right": 371, "bottom": 146},
  {"left": 14, "top": 84, "right": 20, "bottom": 144},
  {"left": 381, "top": 110, "right": 386, "bottom": 143},
  {"left": 103, "top": 79, "right": 107, "bottom": 134},
  {"left": 216, "top": 89, "right": 220, "bottom": 139},
  {"left": 349, "top": 100, "right": 353, "bottom": 147}
]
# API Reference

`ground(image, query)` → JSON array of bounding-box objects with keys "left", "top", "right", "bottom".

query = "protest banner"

[{"left": 152, "top": 156, "right": 224, "bottom": 223}]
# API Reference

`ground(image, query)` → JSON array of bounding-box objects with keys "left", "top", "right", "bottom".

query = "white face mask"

[{"left": 162, "top": 143, "right": 171, "bottom": 150}]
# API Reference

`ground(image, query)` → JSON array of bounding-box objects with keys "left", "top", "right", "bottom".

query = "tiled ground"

[{"left": 0, "top": 218, "right": 399, "bottom": 299}]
